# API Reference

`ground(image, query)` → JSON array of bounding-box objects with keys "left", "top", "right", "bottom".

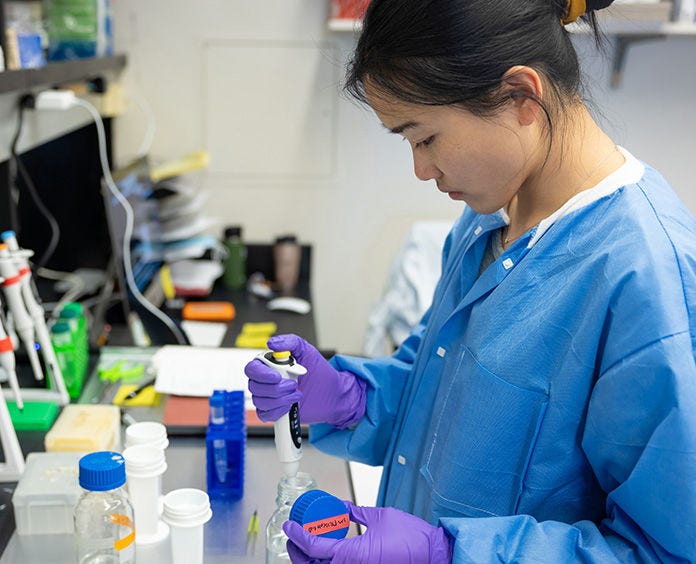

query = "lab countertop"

[
  {"left": 0, "top": 282, "right": 356, "bottom": 562},
  {"left": 0, "top": 437, "right": 355, "bottom": 563}
]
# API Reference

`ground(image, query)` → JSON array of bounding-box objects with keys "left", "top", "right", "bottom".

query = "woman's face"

[{"left": 367, "top": 87, "right": 539, "bottom": 214}]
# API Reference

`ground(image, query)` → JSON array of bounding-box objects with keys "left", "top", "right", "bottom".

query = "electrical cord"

[
  {"left": 130, "top": 90, "right": 157, "bottom": 159},
  {"left": 10, "top": 103, "right": 61, "bottom": 269},
  {"left": 36, "top": 266, "right": 86, "bottom": 316},
  {"left": 71, "top": 97, "right": 188, "bottom": 346}
]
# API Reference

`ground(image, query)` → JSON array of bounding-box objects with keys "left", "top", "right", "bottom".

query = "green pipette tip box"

[{"left": 7, "top": 401, "right": 60, "bottom": 431}]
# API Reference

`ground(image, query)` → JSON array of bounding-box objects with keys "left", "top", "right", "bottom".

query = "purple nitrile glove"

[
  {"left": 243, "top": 334, "right": 366, "bottom": 428},
  {"left": 283, "top": 501, "right": 453, "bottom": 564}
]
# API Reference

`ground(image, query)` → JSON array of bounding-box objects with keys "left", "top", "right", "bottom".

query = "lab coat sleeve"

[
  {"left": 439, "top": 333, "right": 696, "bottom": 563},
  {"left": 309, "top": 222, "right": 462, "bottom": 466},
  {"left": 309, "top": 317, "right": 428, "bottom": 466}
]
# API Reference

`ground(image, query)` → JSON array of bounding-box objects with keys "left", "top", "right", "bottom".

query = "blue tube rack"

[{"left": 206, "top": 390, "right": 246, "bottom": 499}]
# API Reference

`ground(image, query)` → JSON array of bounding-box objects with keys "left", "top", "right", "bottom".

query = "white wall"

[{"left": 110, "top": 1, "right": 696, "bottom": 354}]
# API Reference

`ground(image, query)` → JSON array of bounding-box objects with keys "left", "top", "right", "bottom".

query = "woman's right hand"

[{"left": 244, "top": 334, "right": 366, "bottom": 428}]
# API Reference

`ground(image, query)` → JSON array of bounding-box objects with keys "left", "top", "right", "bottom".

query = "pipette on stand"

[
  {"left": 0, "top": 292, "right": 22, "bottom": 410},
  {"left": 256, "top": 350, "right": 307, "bottom": 478},
  {"left": 1, "top": 232, "right": 68, "bottom": 403},
  {"left": 0, "top": 244, "right": 42, "bottom": 385}
]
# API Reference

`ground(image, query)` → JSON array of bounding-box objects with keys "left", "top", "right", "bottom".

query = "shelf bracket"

[{"left": 611, "top": 33, "right": 666, "bottom": 89}]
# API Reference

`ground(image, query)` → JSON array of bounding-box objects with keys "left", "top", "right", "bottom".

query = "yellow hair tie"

[{"left": 562, "top": 0, "right": 586, "bottom": 24}]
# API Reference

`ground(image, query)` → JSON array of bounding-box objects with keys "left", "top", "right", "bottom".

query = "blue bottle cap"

[
  {"left": 1, "top": 231, "right": 15, "bottom": 241},
  {"left": 290, "top": 490, "right": 350, "bottom": 539},
  {"left": 79, "top": 451, "right": 126, "bottom": 491},
  {"left": 209, "top": 392, "right": 224, "bottom": 408}
]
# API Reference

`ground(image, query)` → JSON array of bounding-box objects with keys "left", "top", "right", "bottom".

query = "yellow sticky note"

[
  {"left": 112, "top": 385, "right": 161, "bottom": 407},
  {"left": 240, "top": 322, "right": 277, "bottom": 336},
  {"left": 235, "top": 334, "right": 271, "bottom": 349},
  {"left": 150, "top": 151, "right": 210, "bottom": 182},
  {"left": 160, "top": 265, "right": 176, "bottom": 300}
]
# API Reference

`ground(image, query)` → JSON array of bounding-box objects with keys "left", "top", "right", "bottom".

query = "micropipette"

[
  {"left": 1, "top": 231, "right": 63, "bottom": 388},
  {"left": 0, "top": 293, "right": 22, "bottom": 410},
  {"left": 256, "top": 350, "right": 307, "bottom": 477},
  {"left": 0, "top": 244, "right": 42, "bottom": 386}
]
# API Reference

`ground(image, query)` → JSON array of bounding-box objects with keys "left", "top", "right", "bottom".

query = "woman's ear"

[{"left": 502, "top": 66, "right": 544, "bottom": 127}]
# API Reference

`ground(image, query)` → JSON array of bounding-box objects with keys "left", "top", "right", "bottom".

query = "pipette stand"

[
  {"left": 0, "top": 250, "right": 69, "bottom": 406},
  {"left": 0, "top": 388, "right": 25, "bottom": 480},
  {"left": 1, "top": 373, "right": 69, "bottom": 405}
]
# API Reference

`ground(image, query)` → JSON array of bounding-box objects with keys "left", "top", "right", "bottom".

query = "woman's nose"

[{"left": 413, "top": 151, "right": 440, "bottom": 182}]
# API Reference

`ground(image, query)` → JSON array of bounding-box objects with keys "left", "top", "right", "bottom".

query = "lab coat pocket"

[{"left": 422, "top": 346, "right": 548, "bottom": 517}]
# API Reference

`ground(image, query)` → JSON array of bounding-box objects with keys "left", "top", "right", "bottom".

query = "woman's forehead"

[{"left": 365, "top": 85, "right": 432, "bottom": 124}]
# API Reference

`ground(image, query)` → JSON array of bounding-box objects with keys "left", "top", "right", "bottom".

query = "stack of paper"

[{"left": 153, "top": 346, "right": 264, "bottom": 410}]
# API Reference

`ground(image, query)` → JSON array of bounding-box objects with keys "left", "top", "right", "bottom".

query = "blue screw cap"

[
  {"left": 79, "top": 451, "right": 126, "bottom": 491},
  {"left": 290, "top": 489, "right": 349, "bottom": 539},
  {"left": 209, "top": 392, "right": 224, "bottom": 408}
]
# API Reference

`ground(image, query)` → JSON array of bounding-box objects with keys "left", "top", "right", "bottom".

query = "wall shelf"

[
  {"left": 0, "top": 54, "right": 127, "bottom": 95},
  {"left": 328, "top": 5, "right": 696, "bottom": 89},
  {"left": 328, "top": 19, "right": 696, "bottom": 35},
  {"left": 328, "top": 18, "right": 362, "bottom": 32}
]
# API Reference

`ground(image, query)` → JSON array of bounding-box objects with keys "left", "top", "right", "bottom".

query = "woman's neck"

[{"left": 504, "top": 106, "right": 625, "bottom": 245}]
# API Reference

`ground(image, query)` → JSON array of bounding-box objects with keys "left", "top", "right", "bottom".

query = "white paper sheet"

[
  {"left": 153, "top": 346, "right": 264, "bottom": 405},
  {"left": 181, "top": 320, "right": 228, "bottom": 347}
]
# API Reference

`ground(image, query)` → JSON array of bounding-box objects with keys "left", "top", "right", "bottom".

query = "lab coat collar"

[
  {"left": 460, "top": 230, "right": 533, "bottom": 310},
  {"left": 448, "top": 211, "right": 533, "bottom": 316}
]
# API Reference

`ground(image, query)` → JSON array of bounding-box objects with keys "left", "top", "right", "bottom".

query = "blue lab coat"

[{"left": 311, "top": 164, "right": 696, "bottom": 562}]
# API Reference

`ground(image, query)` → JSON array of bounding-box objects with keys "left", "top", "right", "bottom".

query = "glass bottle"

[
  {"left": 75, "top": 451, "right": 135, "bottom": 564},
  {"left": 266, "top": 472, "right": 317, "bottom": 563},
  {"left": 222, "top": 226, "right": 247, "bottom": 290},
  {"left": 273, "top": 235, "right": 301, "bottom": 293}
]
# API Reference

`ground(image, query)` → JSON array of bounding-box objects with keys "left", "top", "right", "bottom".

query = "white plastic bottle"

[
  {"left": 74, "top": 451, "right": 135, "bottom": 564},
  {"left": 266, "top": 472, "right": 317, "bottom": 564}
]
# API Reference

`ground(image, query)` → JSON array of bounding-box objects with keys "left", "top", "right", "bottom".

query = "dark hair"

[{"left": 345, "top": 0, "right": 615, "bottom": 124}]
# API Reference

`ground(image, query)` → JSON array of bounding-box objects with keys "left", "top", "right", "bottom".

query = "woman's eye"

[{"left": 415, "top": 136, "right": 434, "bottom": 149}]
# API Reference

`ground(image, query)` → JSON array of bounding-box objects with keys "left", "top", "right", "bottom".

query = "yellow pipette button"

[{"left": 272, "top": 351, "right": 291, "bottom": 360}]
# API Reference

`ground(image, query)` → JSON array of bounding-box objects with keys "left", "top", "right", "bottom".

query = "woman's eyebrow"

[{"left": 384, "top": 121, "right": 419, "bottom": 135}]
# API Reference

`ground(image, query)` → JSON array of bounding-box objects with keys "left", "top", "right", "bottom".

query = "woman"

[{"left": 245, "top": 0, "right": 696, "bottom": 561}]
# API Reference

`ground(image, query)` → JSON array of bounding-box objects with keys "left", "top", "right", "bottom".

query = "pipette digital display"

[{"left": 256, "top": 350, "right": 307, "bottom": 477}]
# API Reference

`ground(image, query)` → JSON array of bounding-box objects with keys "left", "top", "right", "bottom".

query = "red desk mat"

[{"left": 163, "top": 395, "right": 272, "bottom": 435}]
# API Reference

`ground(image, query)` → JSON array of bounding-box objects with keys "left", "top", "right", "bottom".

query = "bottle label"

[
  {"left": 303, "top": 513, "right": 350, "bottom": 536},
  {"left": 111, "top": 513, "right": 135, "bottom": 554}
]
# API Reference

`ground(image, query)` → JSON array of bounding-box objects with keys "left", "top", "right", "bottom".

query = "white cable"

[
  {"left": 71, "top": 97, "right": 187, "bottom": 345},
  {"left": 36, "top": 267, "right": 86, "bottom": 316},
  {"left": 130, "top": 91, "right": 157, "bottom": 159}
]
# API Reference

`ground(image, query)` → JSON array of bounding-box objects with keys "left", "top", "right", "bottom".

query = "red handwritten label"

[{"left": 303, "top": 513, "right": 350, "bottom": 536}]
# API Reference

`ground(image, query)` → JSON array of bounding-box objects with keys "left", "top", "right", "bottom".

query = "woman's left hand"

[{"left": 283, "top": 501, "right": 453, "bottom": 563}]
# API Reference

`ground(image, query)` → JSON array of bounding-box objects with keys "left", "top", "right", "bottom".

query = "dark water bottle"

[{"left": 222, "top": 226, "right": 247, "bottom": 290}]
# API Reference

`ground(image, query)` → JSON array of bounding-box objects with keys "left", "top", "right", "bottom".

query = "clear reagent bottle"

[
  {"left": 75, "top": 451, "right": 136, "bottom": 564},
  {"left": 266, "top": 472, "right": 317, "bottom": 564}
]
